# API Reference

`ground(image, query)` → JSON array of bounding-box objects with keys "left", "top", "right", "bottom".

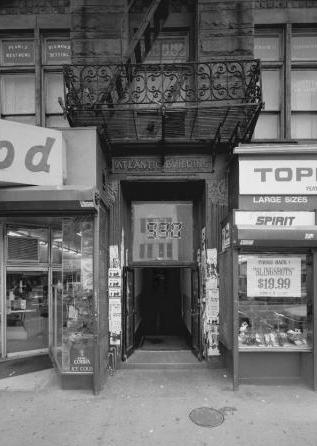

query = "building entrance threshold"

[
  {"left": 139, "top": 335, "right": 190, "bottom": 351},
  {"left": 121, "top": 349, "right": 206, "bottom": 370}
]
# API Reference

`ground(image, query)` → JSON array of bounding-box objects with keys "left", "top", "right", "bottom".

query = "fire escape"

[{"left": 63, "top": 0, "right": 262, "bottom": 157}]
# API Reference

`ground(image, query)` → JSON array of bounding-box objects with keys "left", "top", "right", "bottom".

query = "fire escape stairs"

[
  {"left": 99, "top": 0, "right": 170, "bottom": 111},
  {"left": 63, "top": 2, "right": 263, "bottom": 157}
]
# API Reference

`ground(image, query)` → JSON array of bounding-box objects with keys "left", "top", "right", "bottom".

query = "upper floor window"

[
  {"left": 291, "top": 31, "right": 317, "bottom": 139},
  {"left": 144, "top": 34, "right": 188, "bottom": 63},
  {"left": 0, "top": 35, "right": 70, "bottom": 129},
  {"left": 254, "top": 27, "right": 317, "bottom": 141}
]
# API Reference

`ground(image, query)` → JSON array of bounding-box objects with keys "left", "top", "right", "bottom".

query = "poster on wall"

[
  {"left": 109, "top": 299, "right": 122, "bottom": 335},
  {"left": 109, "top": 245, "right": 120, "bottom": 268},
  {"left": 108, "top": 268, "right": 121, "bottom": 278},
  {"left": 202, "top": 248, "right": 220, "bottom": 357},
  {"left": 247, "top": 256, "right": 301, "bottom": 298}
]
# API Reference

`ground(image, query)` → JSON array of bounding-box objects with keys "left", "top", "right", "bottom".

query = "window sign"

[
  {"left": 132, "top": 202, "right": 193, "bottom": 262},
  {"left": 2, "top": 40, "right": 35, "bottom": 65},
  {"left": 292, "top": 35, "right": 317, "bottom": 61},
  {"left": 44, "top": 40, "right": 71, "bottom": 64},
  {"left": 145, "top": 37, "right": 187, "bottom": 63},
  {"left": 254, "top": 36, "right": 280, "bottom": 61},
  {"left": 247, "top": 255, "right": 301, "bottom": 298}
]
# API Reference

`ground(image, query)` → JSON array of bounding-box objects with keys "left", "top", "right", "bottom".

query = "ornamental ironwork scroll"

[{"left": 63, "top": 59, "right": 262, "bottom": 112}]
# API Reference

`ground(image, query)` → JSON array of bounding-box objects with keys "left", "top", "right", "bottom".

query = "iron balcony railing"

[
  {"left": 64, "top": 59, "right": 261, "bottom": 110},
  {"left": 63, "top": 59, "right": 262, "bottom": 144}
]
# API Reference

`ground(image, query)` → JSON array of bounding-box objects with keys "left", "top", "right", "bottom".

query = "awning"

[
  {"left": 233, "top": 225, "right": 317, "bottom": 247},
  {"left": 0, "top": 185, "right": 98, "bottom": 213}
]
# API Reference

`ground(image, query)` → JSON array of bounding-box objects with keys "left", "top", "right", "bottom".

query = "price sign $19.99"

[{"left": 257, "top": 277, "right": 291, "bottom": 290}]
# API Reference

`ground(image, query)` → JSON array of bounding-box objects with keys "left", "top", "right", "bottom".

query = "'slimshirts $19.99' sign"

[{"left": 247, "top": 256, "right": 301, "bottom": 298}]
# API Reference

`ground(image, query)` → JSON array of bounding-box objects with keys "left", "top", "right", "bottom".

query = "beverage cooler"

[{"left": 219, "top": 213, "right": 317, "bottom": 390}]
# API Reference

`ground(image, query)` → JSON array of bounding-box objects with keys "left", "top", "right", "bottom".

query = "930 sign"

[{"left": 146, "top": 221, "right": 183, "bottom": 239}]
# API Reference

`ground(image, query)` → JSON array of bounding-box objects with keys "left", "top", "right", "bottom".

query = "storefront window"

[
  {"left": 51, "top": 227, "right": 62, "bottom": 265},
  {"left": 0, "top": 217, "right": 96, "bottom": 363},
  {"left": 7, "top": 225, "right": 49, "bottom": 264},
  {"left": 6, "top": 271, "right": 48, "bottom": 354},
  {"left": 53, "top": 217, "right": 95, "bottom": 374},
  {"left": 238, "top": 253, "right": 312, "bottom": 350},
  {"left": 132, "top": 202, "right": 193, "bottom": 263}
]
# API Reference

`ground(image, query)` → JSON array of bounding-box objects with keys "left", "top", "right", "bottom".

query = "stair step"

[
  {"left": 121, "top": 361, "right": 208, "bottom": 370},
  {"left": 119, "top": 350, "right": 224, "bottom": 370}
]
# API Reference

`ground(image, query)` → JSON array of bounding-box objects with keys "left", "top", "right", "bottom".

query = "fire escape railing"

[
  {"left": 63, "top": 59, "right": 262, "bottom": 145},
  {"left": 64, "top": 59, "right": 261, "bottom": 109}
]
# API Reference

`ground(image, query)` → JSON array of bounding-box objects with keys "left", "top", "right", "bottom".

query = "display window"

[
  {"left": 0, "top": 216, "right": 98, "bottom": 370},
  {"left": 6, "top": 271, "right": 49, "bottom": 354},
  {"left": 238, "top": 252, "right": 312, "bottom": 351},
  {"left": 51, "top": 216, "right": 95, "bottom": 374}
]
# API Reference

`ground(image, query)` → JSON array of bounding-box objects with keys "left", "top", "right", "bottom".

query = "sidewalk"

[{"left": 0, "top": 367, "right": 316, "bottom": 446}]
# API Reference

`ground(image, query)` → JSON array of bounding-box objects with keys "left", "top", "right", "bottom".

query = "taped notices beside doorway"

[{"left": 201, "top": 248, "right": 220, "bottom": 356}]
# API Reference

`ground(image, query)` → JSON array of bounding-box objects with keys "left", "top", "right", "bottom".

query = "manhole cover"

[{"left": 189, "top": 407, "right": 224, "bottom": 428}]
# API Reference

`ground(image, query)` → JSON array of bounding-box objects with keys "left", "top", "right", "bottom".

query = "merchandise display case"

[
  {"left": 51, "top": 217, "right": 95, "bottom": 376},
  {"left": 219, "top": 215, "right": 317, "bottom": 390},
  {"left": 49, "top": 208, "right": 109, "bottom": 392},
  {"left": 238, "top": 253, "right": 312, "bottom": 352}
]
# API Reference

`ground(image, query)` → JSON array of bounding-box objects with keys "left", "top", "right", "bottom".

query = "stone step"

[{"left": 120, "top": 350, "right": 224, "bottom": 370}]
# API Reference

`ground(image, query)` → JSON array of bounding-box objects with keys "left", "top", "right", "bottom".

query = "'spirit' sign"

[{"left": 234, "top": 211, "right": 315, "bottom": 226}]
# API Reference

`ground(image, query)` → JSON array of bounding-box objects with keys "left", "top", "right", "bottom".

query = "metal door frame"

[{"left": 122, "top": 266, "right": 135, "bottom": 361}]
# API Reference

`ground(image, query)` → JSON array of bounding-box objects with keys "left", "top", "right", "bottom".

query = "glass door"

[{"left": 6, "top": 269, "right": 49, "bottom": 355}]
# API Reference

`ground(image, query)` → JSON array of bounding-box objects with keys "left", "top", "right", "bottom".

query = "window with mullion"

[
  {"left": 253, "top": 31, "right": 283, "bottom": 140},
  {"left": 291, "top": 30, "right": 317, "bottom": 139},
  {"left": 0, "top": 71, "right": 36, "bottom": 124},
  {"left": 42, "top": 37, "right": 70, "bottom": 128},
  {"left": 0, "top": 37, "right": 36, "bottom": 124}
]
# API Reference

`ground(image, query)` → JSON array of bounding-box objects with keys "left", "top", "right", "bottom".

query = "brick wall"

[
  {"left": 70, "top": 0, "right": 128, "bottom": 64},
  {"left": 0, "top": 0, "right": 69, "bottom": 14},
  {"left": 197, "top": 0, "right": 254, "bottom": 60}
]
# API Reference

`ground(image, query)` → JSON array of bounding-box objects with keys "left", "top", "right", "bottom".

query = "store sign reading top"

[
  {"left": 239, "top": 159, "right": 317, "bottom": 195},
  {"left": 0, "top": 119, "right": 66, "bottom": 186}
]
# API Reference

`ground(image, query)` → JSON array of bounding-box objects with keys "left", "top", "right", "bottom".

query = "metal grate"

[{"left": 189, "top": 407, "right": 224, "bottom": 428}]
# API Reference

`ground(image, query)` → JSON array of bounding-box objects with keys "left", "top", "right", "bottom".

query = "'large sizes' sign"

[
  {"left": 0, "top": 119, "right": 66, "bottom": 186},
  {"left": 239, "top": 159, "right": 317, "bottom": 195}
]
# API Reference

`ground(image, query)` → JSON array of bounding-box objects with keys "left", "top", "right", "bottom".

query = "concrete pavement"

[{"left": 0, "top": 367, "right": 316, "bottom": 446}]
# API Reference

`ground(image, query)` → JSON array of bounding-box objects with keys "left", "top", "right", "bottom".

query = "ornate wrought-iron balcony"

[{"left": 63, "top": 59, "right": 262, "bottom": 147}]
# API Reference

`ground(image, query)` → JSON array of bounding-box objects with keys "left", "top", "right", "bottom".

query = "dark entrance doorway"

[
  {"left": 122, "top": 266, "right": 201, "bottom": 358},
  {"left": 140, "top": 268, "right": 188, "bottom": 348}
]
